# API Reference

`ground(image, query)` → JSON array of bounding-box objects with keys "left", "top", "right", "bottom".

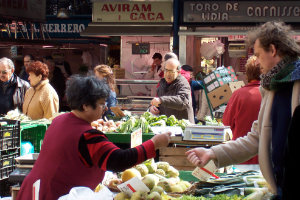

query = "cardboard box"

[
  {"left": 207, "top": 81, "right": 245, "bottom": 108},
  {"left": 113, "top": 68, "right": 125, "bottom": 79},
  {"left": 203, "top": 66, "right": 238, "bottom": 92}
]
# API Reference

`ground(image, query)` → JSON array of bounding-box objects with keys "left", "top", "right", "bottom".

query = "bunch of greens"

[{"left": 116, "top": 112, "right": 191, "bottom": 134}]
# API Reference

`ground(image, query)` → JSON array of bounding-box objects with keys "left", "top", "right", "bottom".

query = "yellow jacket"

[
  {"left": 23, "top": 79, "right": 59, "bottom": 120},
  {"left": 211, "top": 80, "right": 300, "bottom": 194}
]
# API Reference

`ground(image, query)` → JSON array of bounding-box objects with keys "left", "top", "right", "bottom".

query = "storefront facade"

[
  {"left": 81, "top": 0, "right": 174, "bottom": 97},
  {"left": 178, "top": 0, "right": 300, "bottom": 82}
]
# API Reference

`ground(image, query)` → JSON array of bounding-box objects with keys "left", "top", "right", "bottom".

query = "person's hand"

[
  {"left": 151, "top": 63, "right": 156, "bottom": 71},
  {"left": 185, "top": 148, "right": 216, "bottom": 168},
  {"left": 151, "top": 97, "right": 161, "bottom": 107},
  {"left": 149, "top": 105, "right": 160, "bottom": 115},
  {"left": 151, "top": 132, "right": 172, "bottom": 149}
]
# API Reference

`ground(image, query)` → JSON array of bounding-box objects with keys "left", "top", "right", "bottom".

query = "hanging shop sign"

[
  {"left": 93, "top": 1, "right": 173, "bottom": 23},
  {"left": 1, "top": 17, "right": 91, "bottom": 39},
  {"left": 0, "top": 0, "right": 46, "bottom": 22},
  {"left": 183, "top": 1, "right": 300, "bottom": 24},
  {"left": 42, "top": 17, "right": 91, "bottom": 38}
]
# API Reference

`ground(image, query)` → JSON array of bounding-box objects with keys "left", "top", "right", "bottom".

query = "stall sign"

[
  {"left": 42, "top": 19, "right": 90, "bottom": 38},
  {"left": 0, "top": 0, "right": 46, "bottom": 22},
  {"left": 9, "top": 18, "right": 91, "bottom": 39},
  {"left": 183, "top": 1, "right": 300, "bottom": 23},
  {"left": 93, "top": 1, "right": 173, "bottom": 23}
]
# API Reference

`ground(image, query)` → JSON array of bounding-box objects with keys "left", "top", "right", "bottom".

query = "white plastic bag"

[{"left": 58, "top": 186, "right": 113, "bottom": 200}]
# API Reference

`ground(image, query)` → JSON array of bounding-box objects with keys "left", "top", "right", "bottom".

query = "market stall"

[{"left": 0, "top": 107, "right": 278, "bottom": 199}]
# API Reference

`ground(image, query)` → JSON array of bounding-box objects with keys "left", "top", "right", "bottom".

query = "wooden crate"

[
  {"left": 11, "top": 186, "right": 20, "bottom": 200},
  {"left": 159, "top": 147, "right": 195, "bottom": 171}
]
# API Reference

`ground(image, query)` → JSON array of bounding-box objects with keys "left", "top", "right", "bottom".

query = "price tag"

[
  {"left": 192, "top": 160, "right": 219, "bottom": 181},
  {"left": 131, "top": 128, "right": 142, "bottom": 148},
  {"left": 117, "top": 176, "right": 150, "bottom": 196}
]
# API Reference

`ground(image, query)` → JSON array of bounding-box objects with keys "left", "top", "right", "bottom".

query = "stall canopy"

[
  {"left": 178, "top": 26, "right": 300, "bottom": 37},
  {"left": 81, "top": 22, "right": 172, "bottom": 36}
]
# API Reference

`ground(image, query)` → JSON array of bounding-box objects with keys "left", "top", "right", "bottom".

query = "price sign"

[
  {"left": 132, "top": 43, "right": 150, "bottom": 55},
  {"left": 131, "top": 128, "right": 142, "bottom": 148}
]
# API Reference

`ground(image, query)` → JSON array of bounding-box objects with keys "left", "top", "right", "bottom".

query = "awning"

[
  {"left": 80, "top": 23, "right": 172, "bottom": 37},
  {"left": 179, "top": 26, "right": 300, "bottom": 37}
]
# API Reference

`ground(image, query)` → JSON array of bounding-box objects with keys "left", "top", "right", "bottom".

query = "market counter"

[{"left": 105, "top": 133, "right": 154, "bottom": 143}]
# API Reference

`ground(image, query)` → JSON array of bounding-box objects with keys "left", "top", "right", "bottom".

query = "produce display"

[
  {"left": 94, "top": 163, "right": 271, "bottom": 200},
  {"left": 91, "top": 118, "right": 123, "bottom": 132},
  {"left": 98, "top": 159, "right": 192, "bottom": 200},
  {"left": 187, "top": 171, "right": 270, "bottom": 200},
  {"left": 91, "top": 112, "right": 191, "bottom": 134}
]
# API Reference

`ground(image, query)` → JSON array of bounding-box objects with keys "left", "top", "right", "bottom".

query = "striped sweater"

[{"left": 78, "top": 129, "right": 156, "bottom": 172}]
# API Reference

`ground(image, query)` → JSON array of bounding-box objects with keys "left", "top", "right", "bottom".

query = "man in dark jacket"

[
  {"left": 0, "top": 57, "right": 30, "bottom": 115},
  {"left": 149, "top": 58, "right": 194, "bottom": 123},
  {"left": 43, "top": 56, "right": 66, "bottom": 111}
]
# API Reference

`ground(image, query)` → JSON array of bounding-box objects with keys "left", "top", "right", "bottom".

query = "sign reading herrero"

[{"left": 183, "top": 1, "right": 300, "bottom": 23}]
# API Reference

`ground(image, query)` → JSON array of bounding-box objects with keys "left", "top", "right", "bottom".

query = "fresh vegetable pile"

[
  {"left": 98, "top": 159, "right": 192, "bottom": 200},
  {"left": 189, "top": 171, "right": 271, "bottom": 200},
  {"left": 116, "top": 112, "right": 191, "bottom": 134}
]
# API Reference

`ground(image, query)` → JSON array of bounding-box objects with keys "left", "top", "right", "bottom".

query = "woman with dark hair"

[
  {"left": 17, "top": 75, "right": 171, "bottom": 200},
  {"left": 22, "top": 61, "right": 59, "bottom": 120},
  {"left": 94, "top": 64, "right": 117, "bottom": 117}
]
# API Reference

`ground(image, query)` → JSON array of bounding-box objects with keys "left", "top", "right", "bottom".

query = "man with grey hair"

[
  {"left": 0, "top": 57, "right": 30, "bottom": 115},
  {"left": 149, "top": 58, "right": 194, "bottom": 123},
  {"left": 164, "top": 52, "right": 178, "bottom": 61}
]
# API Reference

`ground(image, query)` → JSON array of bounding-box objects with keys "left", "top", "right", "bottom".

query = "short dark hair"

[
  {"left": 152, "top": 53, "right": 162, "bottom": 60},
  {"left": 181, "top": 65, "right": 193, "bottom": 72},
  {"left": 66, "top": 75, "right": 110, "bottom": 111},
  {"left": 26, "top": 61, "right": 49, "bottom": 80}
]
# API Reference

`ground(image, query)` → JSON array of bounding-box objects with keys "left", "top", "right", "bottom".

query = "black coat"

[
  {"left": 157, "top": 75, "right": 194, "bottom": 123},
  {"left": 282, "top": 105, "right": 300, "bottom": 199}
]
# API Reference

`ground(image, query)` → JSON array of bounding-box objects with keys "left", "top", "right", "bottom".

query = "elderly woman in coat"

[{"left": 22, "top": 61, "right": 59, "bottom": 119}]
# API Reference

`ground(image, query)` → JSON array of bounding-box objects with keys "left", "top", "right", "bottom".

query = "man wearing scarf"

[
  {"left": 185, "top": 21, "right": 300, "bottom": 200},
  {"left": 0, "top": 57, "right": 30, "bottom": 115}
]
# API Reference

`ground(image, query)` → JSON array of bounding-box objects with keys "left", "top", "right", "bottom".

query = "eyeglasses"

[
  {"left": 164, "top": 69, "right": 178, "bottom": 74},
  {"left": 0, "top": 70, "right": 8, "bottom": 75},
  {"left": 98, "top": 103, "right": 106, "bottom": 109}
]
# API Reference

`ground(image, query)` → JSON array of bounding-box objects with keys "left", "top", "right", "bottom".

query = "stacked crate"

[
  {"left": 0, "top": 120, "right": 20, "bottom": 197},
  {"left": 0, "top": 119, "right": 20, "bottom": 181},
  {"left": 203, "top": 66, "right": 244, "bottom": 109}
]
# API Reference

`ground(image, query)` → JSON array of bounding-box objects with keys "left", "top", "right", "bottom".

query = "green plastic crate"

[{"left": 20, "top": 124, "right": 48, "bottom": 153}]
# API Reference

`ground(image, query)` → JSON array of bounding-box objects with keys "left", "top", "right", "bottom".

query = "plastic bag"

[{"left": 58, "top": 186, "right": 113, "bottom": 200}]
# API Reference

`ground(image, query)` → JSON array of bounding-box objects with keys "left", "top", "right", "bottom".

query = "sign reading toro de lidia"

[{"left": 93, "top": 1, "right": 173, "bottom": 23}]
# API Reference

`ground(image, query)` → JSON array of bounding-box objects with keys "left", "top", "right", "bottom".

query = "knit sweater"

[{"left": 22, "top": 79, "right": 59, "bottom": 120}]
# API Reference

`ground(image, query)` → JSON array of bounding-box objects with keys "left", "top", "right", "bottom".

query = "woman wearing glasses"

[
  {"left": 17, "top": 75, "right": 171, "bottom": 200},
  {"left": 22, "top": 61, "right": 59, "bottom": 120}
]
